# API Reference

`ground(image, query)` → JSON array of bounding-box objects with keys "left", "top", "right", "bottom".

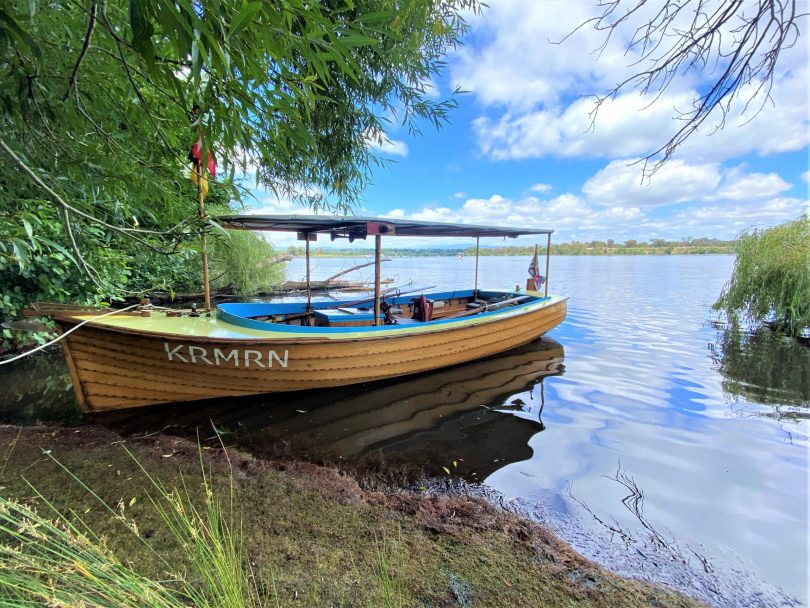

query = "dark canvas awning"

[{"left": 215, "top": 214, "right": 553, "bottom": 239}]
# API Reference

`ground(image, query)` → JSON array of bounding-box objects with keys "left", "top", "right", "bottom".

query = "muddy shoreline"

[{"left": 0, "top": 423, "right": 709, "bottom": 607}]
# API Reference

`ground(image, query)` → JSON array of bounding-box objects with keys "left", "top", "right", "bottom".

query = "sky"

[{"left": 247, "top": 0, "right": 809, "bottom": 249}]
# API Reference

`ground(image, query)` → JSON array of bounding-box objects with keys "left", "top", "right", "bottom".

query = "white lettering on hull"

[
  {"left": 213, "top": 348, "right": 239, "bottom": 367},
  {"left": 164, "top": 343, "right": 188, "bottom": 363},
  {"left": 164, "top": 343, "right": 289, "bottom": 368}
]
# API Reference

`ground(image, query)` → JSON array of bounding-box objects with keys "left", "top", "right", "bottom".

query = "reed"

[
  {"left": 0, "top": 444, "right": 269, "bottom": 608},
  {"left": 0, "top": 492, "right": 183, "bottom": 607},
  {"left": 714, "top": 216, "right": 809, "bottom": 337}
]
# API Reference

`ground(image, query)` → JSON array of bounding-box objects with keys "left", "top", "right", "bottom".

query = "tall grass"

[
  {"left": 714, "top": 215, "right": 810, "bottom": 337},
  {"left": 375, "top": 532, "right": 405, "bottom": 608},
  {"left": 0, "top": 493, "right": 182, "bottom": 607},
  {"left": 0, "top": 444, "right": 271, "bottom": 608}
]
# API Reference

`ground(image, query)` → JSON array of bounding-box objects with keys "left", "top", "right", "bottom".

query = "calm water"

[{"left": 1, "top": 255, "right": 808, "bottom": 606}]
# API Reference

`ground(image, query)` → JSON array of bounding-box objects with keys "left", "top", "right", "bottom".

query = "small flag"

[
  {"left": 189, "top": 139, "right": 216, "bottom": 200},
  {"left": 528, "top": 250, "right": 545, "bottom": 289}
]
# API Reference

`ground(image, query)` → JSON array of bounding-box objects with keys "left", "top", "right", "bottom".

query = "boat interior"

[{"left": 218, "top": 289, "right": 546, "bottom": 330}]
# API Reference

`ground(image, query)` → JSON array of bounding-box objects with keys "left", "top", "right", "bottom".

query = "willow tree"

[
  {"left": 714, "top": 216, "right": 810, "bottom": 338},
  {"left": 0, "top": 0, "right": 476, "bottom": 324}
]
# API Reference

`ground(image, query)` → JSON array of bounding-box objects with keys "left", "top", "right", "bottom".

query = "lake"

[{"left": 1, "top": 254, "right": 807, "bottom": 607}]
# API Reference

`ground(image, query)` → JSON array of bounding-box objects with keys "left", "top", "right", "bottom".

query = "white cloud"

[
  {"left": 461, "top": 194, "right": 513, "bottom": 220},
  {"left": 667, "top": 198, "right": 809, "bottom": 237},
  {"left": 529, "top": 183, "right": 552, "bottom": 193},
  {"left": 365, "top": 128, "right": 409, "bottom": 157},
  {"left": 374, "top": 156, "right": 807, "bottom": 244},
  {"left": 410, "top": 206, "right": 459, "bottom": 223},
  {"left": 583, "top": 160, "right": 722, "bottom": 207},
  {"left": 582, "top": 160, "right": 797, "bottom": 208},
  {"left": 377, "top": 192, "right": 648, "bottom": 244},
  {"left": 472, "top": 90, "right": 696, "bottom": 161},
  {"left": 456, "top": 0, "right": 808, "bottom": 164},
  {"left": 472, "top": 71, "right": 809, "bottom": 164},
  {"left": 715, "top": 169, "right": 791, "bottom": 201},
  {"left": 801, "top": 171, "right": 809, "bottom": 184},
  {"left": 369, "top": 137, "right": 409, "bottom": 157},
  {"left": 452, "top": 0, "right": 676, "bottom": 111},
  {"left": 251, "top": 197, "right": 317, "bottom": 215},
  {"left": 389, "top": 188, "right": 807, "bottom": 244}
]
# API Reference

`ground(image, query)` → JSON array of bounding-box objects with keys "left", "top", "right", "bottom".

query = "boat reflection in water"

[{"left": 100, "top": 337, "right": 565, "bottom": 480}]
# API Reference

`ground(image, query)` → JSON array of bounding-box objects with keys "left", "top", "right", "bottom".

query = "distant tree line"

[{"left": 286, "top": 237, "right": 736, "bottom": 257}]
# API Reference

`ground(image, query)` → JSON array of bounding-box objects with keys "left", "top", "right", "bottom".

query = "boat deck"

[{"left": 61, "top": 291, "right": 565, "bottom": 341}]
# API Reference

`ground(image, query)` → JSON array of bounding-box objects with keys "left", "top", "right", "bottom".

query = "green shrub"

[
  {"left": 209, "top": 231, "right": 285, "bottom": 296},
  {"left": 714, "top": 216, "right": 810, "bottom": 337}
]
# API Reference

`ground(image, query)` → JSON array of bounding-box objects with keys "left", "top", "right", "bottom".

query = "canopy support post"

[
  {"left": 197, "top": 166, "right": 211, "bottom": 313},
  {"left": 305, "top": 235, "right": 312, "bottom": 315},
  {"left": 374, "top": 235, "right": 382, "bottom": 326},
  {"left": 473, "top": 236, "right": 480, "bottom": 297},
  {"left": 544, "top": 233, "right": 551, "bottom": 297}
]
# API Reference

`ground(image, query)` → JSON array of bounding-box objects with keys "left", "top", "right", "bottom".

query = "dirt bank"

[{"left": 0, "top": 424, "right": 704, "bottom": 607}]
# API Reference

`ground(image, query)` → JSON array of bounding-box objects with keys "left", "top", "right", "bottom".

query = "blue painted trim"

[
  {"left": 217, "top": 289, "right": 501, "bottom": 320},
  {"left": 217, "top": 290, "right": 551, "bottom": 335},
  {"left": 314, "top": 308, "right": 382, "bottom": 321}
]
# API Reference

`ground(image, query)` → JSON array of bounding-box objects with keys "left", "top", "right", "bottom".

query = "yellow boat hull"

[{"left": 57, "top": 296, "right": 567, "bottom": 412}]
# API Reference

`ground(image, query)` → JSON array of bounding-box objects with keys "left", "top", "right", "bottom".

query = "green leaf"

[
  {"left": 22, "top": 217, "right": 33, "bottom": 241},
  {"left": 227, "top": 2, "right": 262, "bottom": 40},
  {"left": 0, "top": 7, "right": 41, "bottom": 60},
  {"left": 129, "top": 0, "right": 156, "bottom": 71},
  {"left": 207, "top": 219, "right": 231, "bottom": 238}
]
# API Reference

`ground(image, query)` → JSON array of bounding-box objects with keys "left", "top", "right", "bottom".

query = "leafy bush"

[
  {"left": 210, "top": 231, "right": 285, "bottom": 296},
  {"left": 714, "top": 216, "right": 810, "bottom": 337}
]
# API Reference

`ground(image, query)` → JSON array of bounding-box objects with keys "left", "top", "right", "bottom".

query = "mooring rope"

[{"left": 0, "top": 304, "right": 140, "bottom": 367}]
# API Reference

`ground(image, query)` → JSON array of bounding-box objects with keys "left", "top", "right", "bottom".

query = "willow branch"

[
  {"left": 61, "top": 207, "right": 105, "bottom": 287},
  {"left": 0, "top": 137, "right": 194, "bottom": 251},
  {"left": 576, "top": 0, "right": 806, "bottom": 177},
  {"left": 110, "top": 36, "right": 173, "bottom": 151},
  {"left": 64, "top": 0, "right": 99, "bottom": 100}
]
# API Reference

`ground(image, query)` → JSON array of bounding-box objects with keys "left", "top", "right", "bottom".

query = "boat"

[{"left": 47, "top": 215, "right": 567, "bottom": 412}]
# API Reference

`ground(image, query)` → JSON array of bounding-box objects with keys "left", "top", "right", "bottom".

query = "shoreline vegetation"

[
  {"left": 285, "top": 238, "right": 736, "bottom": 258},
  {"left": 0, "top": 424, "right": 704, "bottom": 608},
  {"left": 714, "top": 216, "right": 809, "bottom": 338}
]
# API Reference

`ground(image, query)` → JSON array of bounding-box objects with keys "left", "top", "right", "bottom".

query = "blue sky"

[{"left": 248, "top": 0, "right": 809, "bottom": 248}]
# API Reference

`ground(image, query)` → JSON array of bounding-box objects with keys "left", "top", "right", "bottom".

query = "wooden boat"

[{"left": 51, "top": 215, "right": 567, "bottom": 412}]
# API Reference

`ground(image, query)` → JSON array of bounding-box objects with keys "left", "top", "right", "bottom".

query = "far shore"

[{"left": 285, "top": 246, "right": 736, "bottom": 258}]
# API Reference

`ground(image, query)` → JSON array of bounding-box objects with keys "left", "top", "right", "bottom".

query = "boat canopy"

[{"left": 216, "top": 214, "right": 553, "bottom": 239}]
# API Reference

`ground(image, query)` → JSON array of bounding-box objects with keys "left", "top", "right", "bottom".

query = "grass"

[
  {"left": 0, "top": 494, "right": 182, "bottom": 607},
  {"left": 0, "top": 425, "right": 706, "bottom": 607},
  {"left": 714, "top": 215, "right": 810, "bottom": 337},
  {"left": 0, "top": 435, "right": 269, "bottom": 608}
]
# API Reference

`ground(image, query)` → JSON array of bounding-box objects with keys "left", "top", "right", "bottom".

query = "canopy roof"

[{"left": 216, "top": 214, "right": 553, "bottom": 239}]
